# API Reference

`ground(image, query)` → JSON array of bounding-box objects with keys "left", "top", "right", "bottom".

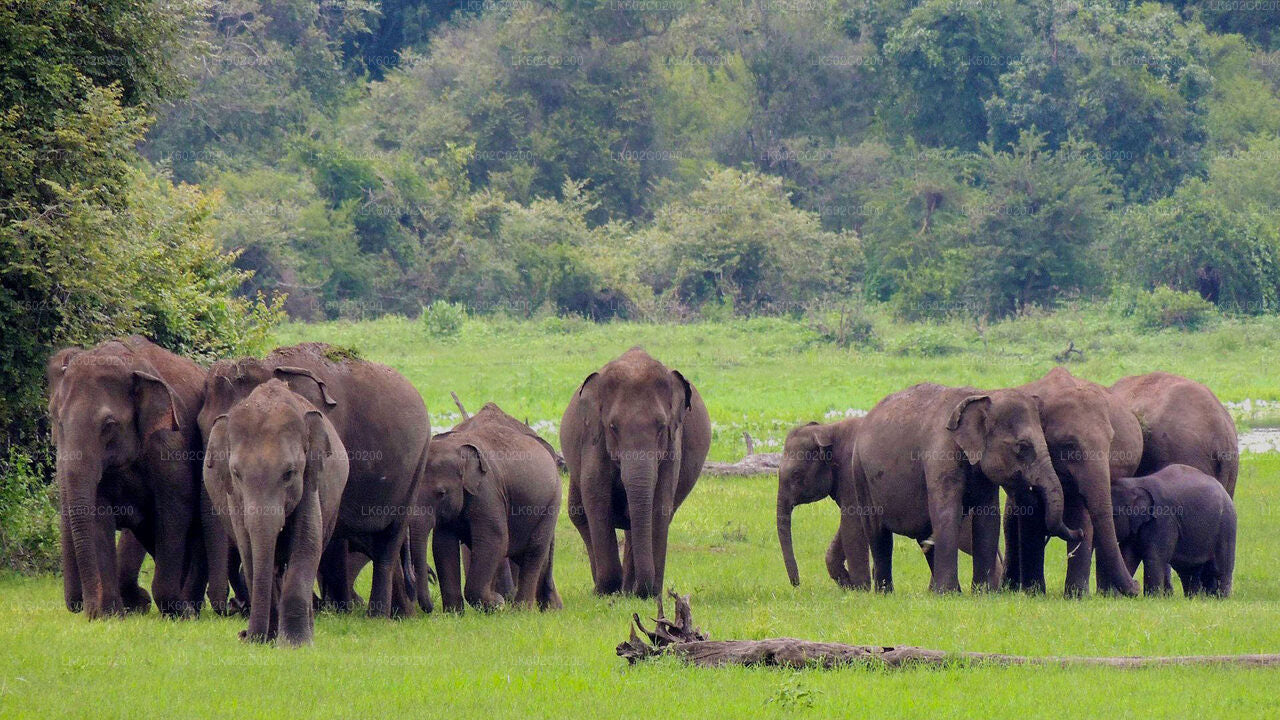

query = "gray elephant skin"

[
  {"left": 1111, "top": 464, "right": 1236, "bottom": 597},
  {"left": 47, "top": 336, "right": 215, "bottom": 619},
  {"left": 561, "top": 348, "right": 711, "bottom": 598},
  {"left": 424, "top": 403, "right": 562, "bottom": 612},
  {"left": 198, "top": 342, "right": 430, "bottom": 617},
  {"left": 850, "top": 384, "right": 1080, "bottom": 593},
  {"left": 204, "top": 380, "right": 349, "bottom": 645}
]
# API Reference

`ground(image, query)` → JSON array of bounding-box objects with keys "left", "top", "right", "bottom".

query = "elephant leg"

[
  {"left": 1141, "top": 548, "right": 1171, "bottom": 596},
  {"left": 1064, "top": 494, "right": 1093, "bottom": 598},
  {"left": 389, "top": 560, "right": 416, "bottom": 618},
  {"left": 836, "top": 510, "right": 871, "bottom": 590},
  {"left": 93, "top": 521, "right": 125, "bottom": 617},
  {"left": 200, "top": 489, "right": 231, "bottom": 616},
  {"left": 583, "top": 487, "right": 623, "bottom": 595},
  {"left": 1211, "top": 527, "right": 1235, "bottom": 598},
  {"left": 825, "top": 533, "right": 852, "bottom": 588},
  {"left": 1002, "top": 496, "right": 1022, "bottom": 591},
  {"left": 652, "top": 500, "right": 674, "bottom": 593},
  {"left": 925, "top": 483, "right": 964, "bottom": 594},
  {"left": 1175, "top": 563, "right": 1203, "bottom": 597},
  {"left": 567, "top": 482, "right": 594, "bottom": 580},
  {"left": 367, "top": 525, "right": 408, "bottom": 618},
  {"left": 537, "top": 537, "right": 562, "bottom": 611},
  {"left": 318, "top": 540, "right": 354, "bottom": 612},
  {"left": 492, "top": 559, "right": 516, "bottom": 601},
  {"left": 151, "top": 500, "right": 194, "bottom": 618},
  {"left": 1015, "top": 490, "right": 1047, "bottom": 594},
  {"left": 117, "top": 530, "right": 151, "bottom": 613},
  {"left": 869, "top": 528, "right": 894, "bottom": 593},
  {"left": 513, "top": 544, "right": 550, "bottom": 610},
  {"left": 463, "top": 527, "right": 507, "bottom": 611},
  {"left": 227, "top": 546, "right": 250, "bottom": 615},
  {"left": 433, "top": 527, "right": 464, "bottom": 613},
  {"left": 969, "top": 491, "right": 1000, "bottom": 592},
  {"left": 411, "top": 516, "right": 434, "bottom": 613}
]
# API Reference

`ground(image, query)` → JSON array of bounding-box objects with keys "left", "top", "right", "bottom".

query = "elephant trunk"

[
  {"left": 1031, "top": 457, "right": 1080, "bottom": 543},
  {"left": 776, "top": 492, "right": 801, "bottom": 586},
  {"left": 621, "top": 455, "right": 658, "bottom": 598},
  {"left": 57, "top": 449, "right": 107, "bottom": 618},
  {"left": 245, "top": 510, "right": 281, "bottom": 642}
]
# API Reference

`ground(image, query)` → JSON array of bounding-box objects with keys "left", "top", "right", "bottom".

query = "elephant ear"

[
  {"left": 460, "top": 443, "right": 487, "bottom": 494},
  {"left": 203, "top": 414, "right": 233, "bottom": 502},
  {"left": 274, "top": 366, "right": 338, "bottom": 407},
  {"left": 670, "top": 370, "right": 693, "bottom": 423},
  {"left": 133, "top": 369, "right": 185, "bottom": 446},
  {"left": 45, "top": 347, "right": 81, "bottom": 421},
  {"left": 303, "top": 410, "right": 333, "bottom": 494},
  {"left": 577, "top": 372, "right": 604, "bottom": 446},
  {"left": 812, "top": 424, "right": 839, "bottom": 464},
  {"left": 946, "top": 394, "right": 992, "bottom": 466}
]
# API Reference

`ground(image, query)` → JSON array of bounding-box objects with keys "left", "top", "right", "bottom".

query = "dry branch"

[
  {"left": 617, "top": 591, "right": 1280, "bottom": 669},
  {"left": 451, "top": 391, "right": 470, "bottom": 420}
]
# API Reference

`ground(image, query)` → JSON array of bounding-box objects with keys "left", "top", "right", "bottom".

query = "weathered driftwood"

[
  {"left": 451, "top": 391, "right": 470, "bottom": 420},
  {"left": 703, "top": 453, "right": 782, "bottom": 476},
  {"left": 617, "top": 591, "right": 1280, "bottom": 669}
]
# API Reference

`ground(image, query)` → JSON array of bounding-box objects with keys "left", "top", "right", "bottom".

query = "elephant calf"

[
  {"left": 1111, "top": 464, "right": 1236, "bottom": 598},
  {"left": 204, "top": 380, "right": 349, "bottom": 646},
  {"left": 425, "top": 403, "right": 562, "bottom": 612}
]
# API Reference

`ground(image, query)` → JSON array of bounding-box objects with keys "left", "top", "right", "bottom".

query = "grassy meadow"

[{"left": 4, "top": 307, "right": 1280, "bottom": 718}]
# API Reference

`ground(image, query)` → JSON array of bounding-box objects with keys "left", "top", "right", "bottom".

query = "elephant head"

[
  {"left": 776, "top": 421, "right": 849, "bottom": 587},
  {"left": 576, "top": 350, "right": 693, "bottom": 598},
  {"left": 199, "top": 358, "right": 336, "bottom": 445},
  {"left": 46, "top": 342, "right": 185, "bottom": 618},
  {"left": 204, "top": 380, "right": 334, "bottom": 643},
  {"left": 421, "top": 432, "right": 486, "bottom": 526},
  {"left": 1110, "top": 476, "right": 1154, "bottom": 543},
  {"left": 947, "top": 390, "right": 1081, "bottom": 544}
]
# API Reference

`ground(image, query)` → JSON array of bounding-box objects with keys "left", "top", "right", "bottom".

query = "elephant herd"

[
  {"left": 778, "top": 368, "right": 1239, "bottom": 598},
  {"left": 46, "top": 338, "right": 707, "bottom": 645},
  {"left": 46, "top": 336, "right": 1238, "bottom": 646}
]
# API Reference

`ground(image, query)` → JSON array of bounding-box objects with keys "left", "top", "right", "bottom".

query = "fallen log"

[
  {"left": 617, "top": 591, "right": 1280, "bottom": 669},
  {"left": 702, "top": 453, "right": 782, "bottom": 476}
]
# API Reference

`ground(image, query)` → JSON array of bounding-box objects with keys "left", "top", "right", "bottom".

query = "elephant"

[
  {"left": 1003, "top": 367, "right": 1144, "bottom": 597},
  {"left": 776, "top": 418, "right": 1003, "bottom": 589},
  {"left": 1111, "top": 464, "right": 1236, "bottom": 597},
  {"left": 424, "top": 403, "right": 562, "bottom": 612},
  {"left": 849, "top": 383, "right": 1081, "bottom": 593},
  {"left": 46, "top": 336, "right": 215, "bottom": 619},
  {"left": 203, "top": 380, "right": 348, "bottom": 645},
  {"left": 198, "top": 342, "right": 430, "bottom": 618},
  {"left": 1110, "top": 372, "right": 1238, "bottom": 496},
  {"left": 561, "top": 347, "right": 711, "bottom": 598}
]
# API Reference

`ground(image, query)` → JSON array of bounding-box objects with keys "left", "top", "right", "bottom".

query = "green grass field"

[{"left": 3, "top": 311, "right": 1279, "bottom": 718}]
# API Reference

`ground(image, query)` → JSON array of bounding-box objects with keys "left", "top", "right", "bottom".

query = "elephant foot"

[
  {"left": 121, "top": 585, "right": 152, "bottom": 614},
  {"left": 65, "top": 598, "right": 84, "bottom": 613},
  {"left": 538, "top": 592, "right": 563, "bottom": 611},
  {"left": 158, "top": 599, "right": 200, "bottom": 620},
  {"left": 238, "top": 628, "right": 277, "bottom": 643},
  {"left": 226, "top": 596, "right": 250, "bottom": 617},
  {"left": 86, "top": 597, "right": 127, "bottom": 620}
]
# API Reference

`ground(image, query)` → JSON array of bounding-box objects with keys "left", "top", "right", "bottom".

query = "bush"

[
  {"left": 888, "top": 325, "right": 965, "bottom": 357},
  {"left": 421, "top": 300, "right": 467, "bottom": 338},
  {"left": 1131, "top": 286, "right": 1219, "bottom": 330},
  {"left": 805, "top": 300, "right": 880, "bottom": 349},
  {"left": 0, "top": 445, "right": 59, "bottom": 573}
]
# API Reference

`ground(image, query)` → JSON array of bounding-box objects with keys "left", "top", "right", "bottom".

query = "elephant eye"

[
  {"left": 1015, "top": 439, "right": 1034, "bottom": 461},
  {"left": 609, "top": 422, "right": 618, "bottom": 433}
]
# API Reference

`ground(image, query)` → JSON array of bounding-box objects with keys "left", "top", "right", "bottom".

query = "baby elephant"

[
  {"left": 204, "top": 380, "right": 349, "bottom": 646},
  {"left": 425, "top": 403, "right": 562, "bottom": 612},
  {"left": 1111, "top": 464, "right": 1236, "bottom": 597}
]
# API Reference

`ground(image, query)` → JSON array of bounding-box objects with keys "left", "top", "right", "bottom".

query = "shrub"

[
  {"left": 888, "top": 325, "right": 964, "bottom": 357},
  {"left": 0, "top": 445, "right": 59, "bottom": 573},
  {"left": 421, "top": 300, "right": 467, "bottom": 339},
  {"left": 805, "top": 300, "right": 880, "bottom": 349},
  {"left": 1131, "top": 286, "right": 1219, "bottom": 330}
]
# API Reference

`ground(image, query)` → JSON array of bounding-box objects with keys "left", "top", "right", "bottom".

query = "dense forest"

[
  {"left": 136, "top": 0, "right": 1280, "bottom": 322},
  {"left": 3, "top": 0, "right": 1280, "bottom": 565}
]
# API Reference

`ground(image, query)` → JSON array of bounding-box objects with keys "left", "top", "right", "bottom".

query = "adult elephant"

[
  {"left": 1110, "top": 372, "right": 1238, "bottom": 496},
  {"left": 849, "top": 384, "right": 1080, "bottom": 593},
  {"left": 561, "top": 347, "right": 711, "bottom": 598},
  {"left": 198, "top": 343, "right": 430, "bottom": 617},
  {"left": 47, "top": 336, "right": 211, "bottom": 618},
  {"left": 1108, "top": 371, "right": 1238, "bottom": 593},
  {"left": 1004, "top": 368, "right": 1143, "bottom": 597},
  {"left": 776, "top": 418, "right": 1002, "bottom": 589}
]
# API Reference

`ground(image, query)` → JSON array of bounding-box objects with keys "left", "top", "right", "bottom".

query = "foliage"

[
  {"left": 420, "top": 300, "right": 467, "bottom": 339},
  {"left": 1127, "top": 286, "right": 1220, "bottom": 330}
]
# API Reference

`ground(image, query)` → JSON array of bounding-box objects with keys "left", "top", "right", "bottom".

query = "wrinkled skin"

[
  {"left": 561, "top": 348, "right": 711, "bottom": 598},
  {"left": 1111, "top": 465, "right": 1236, "bottom": 597},
  {"left": 1110, "top": 372, "right": 1238, "bottom": 496},
  {"left": 1108, "top": 371, "right": 1238, "bottom": 593},
  {"left": 425, "top": 403, "right": 562, "bottom": 612},
  {"left": 47, "top": 336, "right": 213, "bottom": 619},
  {"left": 1004, "top": 368, "right": 1143, "bottom": 597},
  {"left": 850, "top": 384, "right": 1080, "bottom": 594},
  {"left": 198, "top": 343, "right": 430, "bottom": 618},
  {"left": 776, "top": 418, "right": 1001, "bottom": 588},
  {"left": 203, "top": 380, "right": 348, "bottom": 645}
]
